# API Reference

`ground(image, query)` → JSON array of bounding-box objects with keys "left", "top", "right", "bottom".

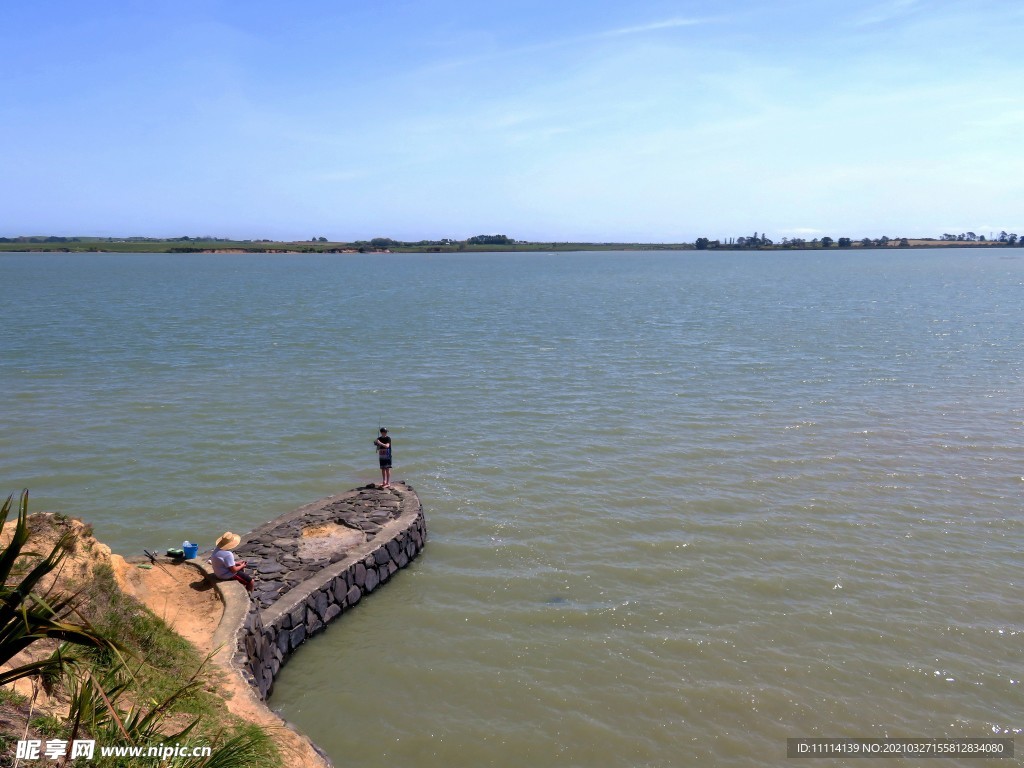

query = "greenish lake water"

[{"left": 2, "top": 249, "right": 1022, "bottom": 766}]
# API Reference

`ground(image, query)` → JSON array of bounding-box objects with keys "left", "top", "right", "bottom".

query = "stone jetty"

[{"left": 203, "top": 482, "right": 426, "bottom": 701}]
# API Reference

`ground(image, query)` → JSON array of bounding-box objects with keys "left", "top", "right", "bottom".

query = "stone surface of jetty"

[{"left": 201, "top": 482, "right": 426, "bottom": 702}]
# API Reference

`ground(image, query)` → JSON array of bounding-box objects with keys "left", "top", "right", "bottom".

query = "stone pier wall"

[{"left": 221, "top": 483, "right": 426, "bottom": 700}]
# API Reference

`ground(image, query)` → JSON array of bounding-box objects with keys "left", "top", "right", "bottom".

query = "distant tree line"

[
  {"left": 344, "top": 234, "right": 516, "bottom": 251},
  {"left": 939, "top": 231, "right": 1019, "bottom": 244},
  {"left": 5, "top": 230, "right": 1023, "bottom": 251},
  {"left": 694, "top": 231, "right": 1022, "bottom": 250}
]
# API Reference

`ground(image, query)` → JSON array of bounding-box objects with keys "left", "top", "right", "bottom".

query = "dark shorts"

[
  {"left": 379, "top": 457, "right": 392, "bottom": 469},
  {"left": 217, "top": 570, "right": 253, "bottom": 588}
]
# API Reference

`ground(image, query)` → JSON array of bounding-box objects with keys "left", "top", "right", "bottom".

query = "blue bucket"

[{"left": 183, "top": 543, "right": 199, "bottom": 559}]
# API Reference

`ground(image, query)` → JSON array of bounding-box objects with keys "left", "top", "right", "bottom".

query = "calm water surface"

[{"left": 2, "top": 250, "right": 1022, "bottom": 766}]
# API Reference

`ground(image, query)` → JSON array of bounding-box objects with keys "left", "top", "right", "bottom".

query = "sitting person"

[{"left": 211, "top": 532, "right": 254, "bottom": 593}]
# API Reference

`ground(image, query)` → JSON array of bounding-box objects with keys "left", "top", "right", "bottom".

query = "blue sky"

[{"left": 3, "top": 0, "right": 1022, "bottom": 242}]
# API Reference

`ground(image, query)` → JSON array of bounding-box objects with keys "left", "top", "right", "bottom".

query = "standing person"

[
  {"left": 211, "top": 532, "right": 254, "bottom": 593},
  {"left": 374, "top": 427, "right": 392, "bottom": 488}
]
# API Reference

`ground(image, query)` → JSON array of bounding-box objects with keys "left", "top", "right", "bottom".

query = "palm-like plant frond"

[
  {"left": 0, "top": 490, "right": 118, "bottom": 686},
  {"left": 169, "top": 727, "right": 275, "bottom": 768}
]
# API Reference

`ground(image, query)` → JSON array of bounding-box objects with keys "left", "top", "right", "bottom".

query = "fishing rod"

[{"left": 142, "top": 548, "right": 174, "bottom": 577}]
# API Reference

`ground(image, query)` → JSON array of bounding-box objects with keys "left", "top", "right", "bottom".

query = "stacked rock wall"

[{"left": 228, "top": 483, "right": 426, "bottom": 700}]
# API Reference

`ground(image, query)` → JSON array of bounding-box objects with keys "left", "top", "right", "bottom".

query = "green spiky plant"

[
  {"left": 58, "top": 656, "right": 274, "bottom": 767},
  {"left": 0, "top": 492, "right": 280, "bottom": 767},
  {"left": 0, "top": 490, "right": 117, "bottom": 686}
]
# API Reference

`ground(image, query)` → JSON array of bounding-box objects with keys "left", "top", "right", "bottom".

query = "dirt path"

[
  {"left": 117, "top": 558, "right": 221, "bottom": 652},
  {"left": 119, "top": 558, "right": 330, "bottom": 768},
  {"left": 0, "top": 513, "right": 329, "bottom": 768}
]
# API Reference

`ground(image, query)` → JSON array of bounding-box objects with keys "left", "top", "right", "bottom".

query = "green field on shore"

[
  {"left": 0, "top": 239, "right": 681, "bottom": 254},
  {"left": 1, "top": 236, "right": 1016, "bottom": 254}
]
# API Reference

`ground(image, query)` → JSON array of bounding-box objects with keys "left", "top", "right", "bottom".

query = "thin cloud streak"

[
  {"left": 851, "top": 0, "right": 923, "bottom": 27},
  {"left": 597, "top": 16, "right": 712, "bottom": 38},
  {"left": 417, "top": 14, "right": 717, "bottom": 77}
]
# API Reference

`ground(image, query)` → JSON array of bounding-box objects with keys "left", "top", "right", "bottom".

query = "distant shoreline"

[{"left": 1, "top": 238, "right": 1020, "bottom": 255}]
